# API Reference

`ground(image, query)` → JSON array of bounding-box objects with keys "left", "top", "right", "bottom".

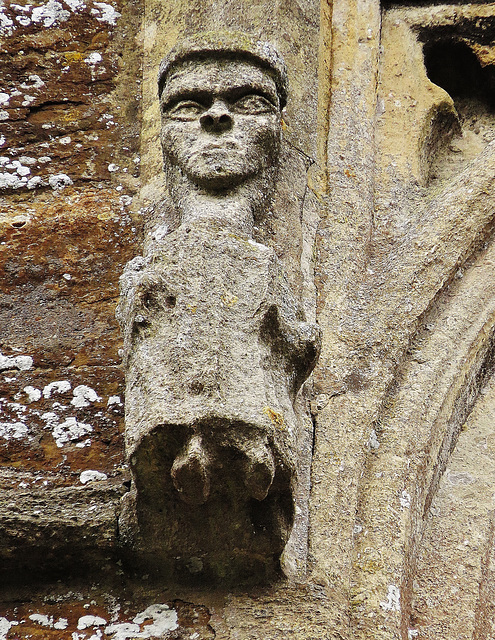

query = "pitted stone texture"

[{"left": 117, "top": 220, "right": 320, "bottom": 581}]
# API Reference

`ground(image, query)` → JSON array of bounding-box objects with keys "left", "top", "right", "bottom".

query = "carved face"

[{"left": 160, "top": 58, "right": 282, "bottom": 191}]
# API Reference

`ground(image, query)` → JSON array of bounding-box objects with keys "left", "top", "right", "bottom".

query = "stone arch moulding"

[
  {"left": 344, "top": 4, "right": 495, "bottom": 637},
  {"left": 307, "top": 2, "right": 495, "bottom": 638},
  {"left": 350, "top": 229, "right": 495, "bottom": 637}
]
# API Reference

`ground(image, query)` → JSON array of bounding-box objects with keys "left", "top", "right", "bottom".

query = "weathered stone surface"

[
  {"left": 412, "top": 373, "right": 495, "bottom": 638},
  {"left": 2, "top": 0, "right": 495, "bottom": 637},
  {"left": 118, "top": 221, "right": 319, "bottom": 581},
  {"left": 0, "top": 0, "right": 141, "bottom": 191},
  {"left": 0, "top": 472, "right": 125, "bottom": 579}
]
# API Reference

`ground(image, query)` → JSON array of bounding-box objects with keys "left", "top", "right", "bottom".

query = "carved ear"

[
  {"left": 293, "top": 321, "right": 322, "bottom": 389},
  {"left": 261, "top": 304, "right": 321, "bottom": 397}
]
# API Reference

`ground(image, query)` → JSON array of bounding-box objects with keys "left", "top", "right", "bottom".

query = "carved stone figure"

[{"left": 117, "top": 33, "right": 320, "bottom": 582}]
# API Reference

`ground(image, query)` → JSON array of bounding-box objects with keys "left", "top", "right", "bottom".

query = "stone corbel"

[{"left": 117, "top": 32, "right": 320, "bottom": 582}]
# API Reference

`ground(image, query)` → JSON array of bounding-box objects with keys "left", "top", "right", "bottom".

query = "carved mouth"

[
  {"left": 183, "top": 141, "right": 256, "bottom": 188},
  {"left": 192, "top": 138, "right": 241, "bottom": 155},
  {"left": 198, "top": 147, "right": 232, "bottom": 159},
  {"left": 187, "top": 147, "right": 249, "bottom": 186}
]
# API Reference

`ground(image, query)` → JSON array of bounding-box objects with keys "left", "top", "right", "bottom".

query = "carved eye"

[
  {"left": 233, "top": 94, "right": 277, "bottom": 115},
  {"left": 165, "top": 100, "right": 204, "bottom": 120}
]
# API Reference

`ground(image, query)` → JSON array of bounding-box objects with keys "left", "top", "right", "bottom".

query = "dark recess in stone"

[{"left": 423, "top": 39, "right": 495, "bottom": 110}]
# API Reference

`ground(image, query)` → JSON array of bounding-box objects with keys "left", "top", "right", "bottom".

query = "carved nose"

[{"left": 200, "top": 104, "right": 233, "bottom": 132}]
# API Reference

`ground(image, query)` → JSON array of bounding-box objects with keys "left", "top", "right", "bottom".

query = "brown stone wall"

[{"left": 0, "top": 0, "right": 142, "bottom": 574}]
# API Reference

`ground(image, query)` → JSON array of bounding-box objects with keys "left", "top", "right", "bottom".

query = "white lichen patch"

[
  {"left": 400, "top": 490, "right": 411, "bottom": 509},
  {"left": 84, "top": 51, "right": 105, "bottom": 80},
  {"left": 91, "top": 1, "right": 120, "bottom": 25},
  {"left": 18, "top": 156, "right": 37, "bottom": 165},
  {"left": 65, "top": 0, "right": 86, "bottom": 10},
  {"left": 80, "top": 470, "right": 108, "bottom": 484},
  {"left": 102, "top": 604, "right": 178, "bottom": 639},
  {"left": 27, "top": 176, "right": 44, "bottom": 189},
  {"left": 7, "top": 401, "right": 27, "bottom": 416},
  {"left": 368, "top": 428, "right": 380, "bottom": 450},
  {"left": 21, "top": 95, "right": 36, "bottom": 106},
  {"left": 104, "top": 622, "right": 141, "bottom": 639},
  {"left": 380, "top": 584, "right": 401, "bottom": 612},
  {"left": 43, "top": 380, "right": 71, "bottom": 398},
  {"left": 0, "top": 11, "right": 14, "bottom": 37},
  {"left": 77, "top": 615, "right": 107, "bottom": 630},
  {"left": 31, "top": 0, "right": 70, "bottom": 27},
  {"left": 0, "top": 93, "right": 9, "bottom": 105},
  {"left": 107, "top": 395, "right": 121, "bottom": 406},
  {"left": 132, "top": 604, "right": 178, "bottom": 636},
  {"left": 0, "top": 352, "right": 33, "bottom": 372},
  {"left": 29, "top": 614, "right": 53, "bottom": 627},
  {"left": 23, "top": 386, "right": 42, "bottom": 403},
  {"left": 54, "top": 618, "right": 69, "bottom": 630},
  {"left": 48, "top": 173, "right": 73, "bottom": 190},
  {"left": 0, "top": 617, "right": 18, "bottom": 640},
  {"left": 85, "top": 52, "right": 102, "bottom": 64},
  {"left": 0, "top": 156, "right": 43, "bottom": 189},
  {"left": 119, "top": 195, "right": 133, "bottom": 207},
  {"left": 41, "top": 411, "right": 58, "bottom": 423},
  {"left": 52, "top": 417, "right": 93, "bottom": 447},
  {"left": 28, "top": 614, "right": 68, "bottom": 630},
  {"left": 0, "top": 173, "right": 25, "bottom": 189},
  {"left": 42, "top": 412, "right": 93, "bottom": 447},
  {"left": 10, "top": 160, "right": 31, "bottom": 173},
  {"left": 0, "top": 421, "right": 28, "bottom": 440},
  {"left": 11, "top": 4, "right": 31, "bottom": 12},
  {"left": 20, "top": 74, "right": 45, "bottom": 90},
  {"left": 72, "top": 385, "right": 101, "bottom": 408},
  {"left": 76, "top": 437, "right": 92, "bottom": 448}
]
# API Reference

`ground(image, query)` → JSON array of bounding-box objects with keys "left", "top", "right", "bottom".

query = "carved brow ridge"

[{"left": 162, "top": 83, "right": 279, "bottom": 111}]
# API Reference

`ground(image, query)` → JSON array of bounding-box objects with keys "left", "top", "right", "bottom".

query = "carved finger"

[
  {"left": 171, "top": 435, "right": 211, "bottom": 505},
  {"left": 241, "top": 441, "right": 275, "bottom": 501}
]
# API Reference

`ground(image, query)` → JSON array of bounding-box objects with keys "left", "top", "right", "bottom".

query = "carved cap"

[{"left": 158, "top": 31, "right": 288, "bottom": 110}]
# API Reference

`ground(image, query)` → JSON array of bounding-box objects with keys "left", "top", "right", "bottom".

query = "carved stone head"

[{"left": 158, "top": 33, "right": 288, "bottom": 230}]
